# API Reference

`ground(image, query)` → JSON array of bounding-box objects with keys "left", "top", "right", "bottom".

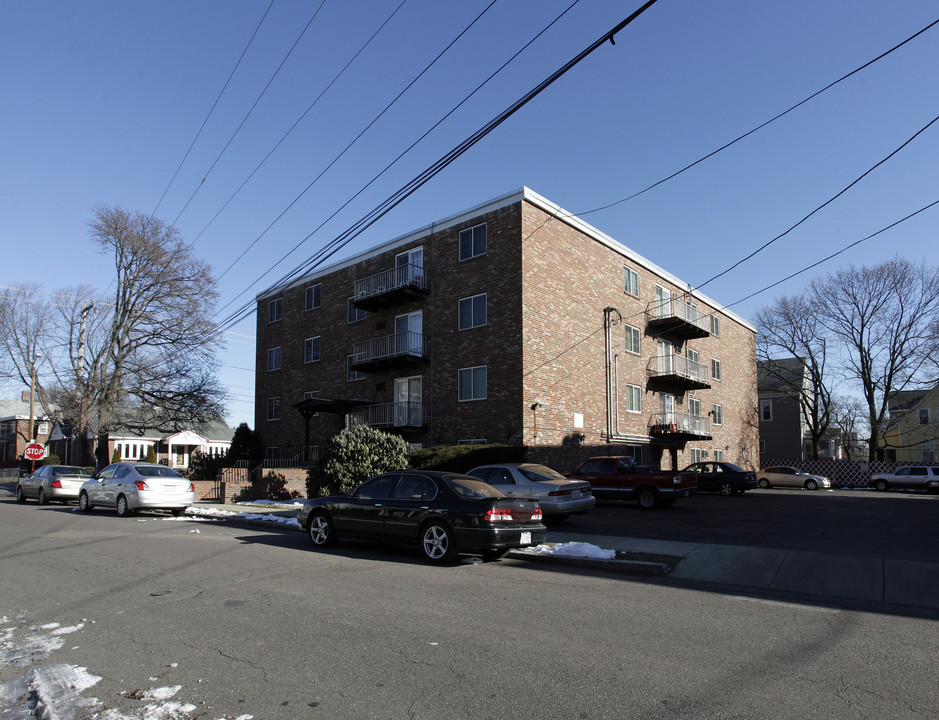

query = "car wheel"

[
  {"left": 637, "top": 488, "right": 658, "bottom": 510},
  {"left": 757, "top": 478, "right": 770, "bottom": 489},
  {"left": 78, "top": 491, "right": 93, "bottom": 513},
  {"left": 719, "top": 482, "right": 734, "bottom": 496},
  {"left": 37, "top": 489, "right": 47, "bottom": 505},
  {"left": 116, "top": 495, "right": 133, "bottom": 517},
  {"left": 805, "top": 479, "right": 819, "bottom": 491},
  {"left": 308, "top": 511, "right": 337, "bottom": 548},
  {"left": 15, "top": 486, "right": 27, "bottom": 504},
  {"left": 873, "top": 479, "right": 888, "bottom": 492},
  {"left": 420, "top": 520, "right": 457, "bottom": 564},
  {"left": 481, "top": 548, "right": 510, "bottom": 561}
]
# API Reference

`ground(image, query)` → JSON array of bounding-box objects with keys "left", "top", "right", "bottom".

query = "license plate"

[
  {"left": 520, "top": 531, "right": 531, "bottom": 544},
  {"left": 164, "top": 485, "right": 176, "bottom": 493}
]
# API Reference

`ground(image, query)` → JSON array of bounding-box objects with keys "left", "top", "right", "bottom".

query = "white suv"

[{"left": 869, "top": 466, "right": 939, "bottom": 493}]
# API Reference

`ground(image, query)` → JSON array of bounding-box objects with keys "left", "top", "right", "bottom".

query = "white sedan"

[{"left": 78, "top": 462, "right": 195, "bottom": 517}]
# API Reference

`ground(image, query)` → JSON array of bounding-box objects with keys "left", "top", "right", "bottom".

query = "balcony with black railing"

[
  {"left": 346, "top": 401, "right": 429, "bottom": 429},
  {"left": 649, "top": 411, "right": 712, "bottom": 440},
  {"left": 353, "top": 263, "right": 429, "bottom": 311},
  {"left": 350, "top": 331, "right": 429, "bottom": 373},
  {"left": 647, "top": 354, "right": 711, "bottom": 391},
  {"left": 646, "top": 297, "right": 711, "bottom": 339}
]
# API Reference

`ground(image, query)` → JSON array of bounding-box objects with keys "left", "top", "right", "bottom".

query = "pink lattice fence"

[{"left": 760, "top": 458, "right": 938, "bottom": 488}]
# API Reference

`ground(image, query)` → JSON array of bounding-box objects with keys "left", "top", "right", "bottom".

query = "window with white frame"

[
  {"left": 268, "top": 297, "right": 282, "bottom": 323},
  {"left": 690, "top": 448, "right": 703, "bottom": 464},
  {"left": 459, "top": 223, "right": 487, "bottom": 260},
  {"left": 304, "top": 336, "right": 321, "bottom": 364},
  {"left": 305, "top": 283, "right": 321, "bottom": 311},
  {"left": 458, "top": 293, "right": 487, "bottom": 330},
  {"left": 625, "top": 324, "right": 641, "bottom": 355},
  {"left": 36, "top": 422, "right": 49, "bottom": 436},
  {"left": 710, "top": 314, "right": 720, "bottom": 336},
  {"left": 711, "top": 358, "right": 722, "bottom": 381},
  {"left": 760, "top": 399, "right": 773, "bottom": 421},
  {"left": 712, "top": 404, "right": 723, "bottom": 426},
  {"left": 625, "top": 383, "right": 642, "bottom": 413},
  {"left": 623, "top": 267, "right": 639, "bottom": 297},
  {"left": 713, "top": 449, "right": 724, "bottom": 461},
  {"left": 267, "top": 347, "right": 281, "bottom": 371},
  {"left": 347, "top": 297, "right": 367, "bottom": 324},
  {"left": 688, "top": 397, "right": 701, "bottom": 416},
  {"left": 919, "top": 408, "right": 930, "bottom": 425},
  {"left": 759, "top": 439, "right": 766, "bottom": 454},
  {"left": 923, "top": 441, "right": 936, "bottom": 463},
  {"left": 346, "top": 355, "right": 364, "bottom": 381},
  {"left": 267, "top": 397, "right": 280, "bottom": 421},
  {"left": 458, "top": 365, "right": 487, "bottom": 401}
]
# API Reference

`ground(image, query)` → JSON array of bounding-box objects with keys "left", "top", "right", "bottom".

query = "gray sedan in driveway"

[
  {"left": 78, "top": 462, "right": 195, "bottom": 516},
  {"left": 757, "top": 466, "right": 831, "bottom": 490},
  {"left": 466, "top": 463, "right": 595, "bottom": 521},
  {"left": 16, "top": 465, "right": 94, "bottom": 504}
]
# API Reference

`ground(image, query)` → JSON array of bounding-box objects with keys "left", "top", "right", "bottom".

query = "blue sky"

[{"left": 2, "top": 0, "right": 937, "bottom": 429}]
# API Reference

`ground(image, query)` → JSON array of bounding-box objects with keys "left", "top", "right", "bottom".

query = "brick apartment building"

[{"left": 254, "top": 188, "right": 759, "bottom": 472}]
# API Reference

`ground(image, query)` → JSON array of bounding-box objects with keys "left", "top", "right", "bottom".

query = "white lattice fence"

[{"left": 759, "top": 458, "right": 938, "bottom": 488}]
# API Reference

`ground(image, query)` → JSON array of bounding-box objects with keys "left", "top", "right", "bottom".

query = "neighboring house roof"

[
  {"left": 885, "top": 385, "right": 938, "bottom": 430},
  {"left": 108, "top": 415, "right": 234, "bottom": 444},
  {"left": 0, "top": 398, "right": 55, "bottom": 422},
  {"left": 758, "top": 358, "right": 806, "bottom": 395}
]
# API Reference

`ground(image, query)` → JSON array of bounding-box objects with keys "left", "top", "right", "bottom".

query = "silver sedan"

[
  {"left": 16, "top": 465, "right": 94, "bottom": 504},
  {"left": 757, "top": 466, "right": 831, "bottom": 490},
  {"left": 466, "top": 463, "right": 595, "bottom": 520},
  {"left": 78, "top": 462, "right": 195, "bottom": 517}
]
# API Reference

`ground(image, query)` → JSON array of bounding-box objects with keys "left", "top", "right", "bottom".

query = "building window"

[
  {"left": 458, "top": 438, "right": 488, "bottom": 445},
  {"left": 305, "top": 284, "right": 321, "bottom": 311},
  {"left": 347, "top": 297, "right": 367, "bottom": 324},
  {"left": 304, "top": 336, "right": 321, "bottom": 364},
  {"left": 713, "top": 449, "right": 724, "bottom": 461},
  {"left": 688, "top": 398, "right": 701, "bottom": 416},
  {"left": 267, "top": 397, "right": 280, "bottom": 421},
  {"left": 690, "top": 448, "right": 703, "bottom": 464},
  {"left": 710, "top": 315, "right": 720, "bottom": 336},
  {"left": 459, "top": 223, "right": 487, "bottom": 260},
  {"left": 711, "top": 358, "right": 722, "bottom": 381},
  {"left": 623, "top": 267, "right": 639, "bottom": 297},
  {"left": 458, "top": 293, "right": 487, "bottom": 330},
  {"left": 759, "top": 439, "right": 766, "bottom": 454},
  {"left": 712, "top": 404, "right": 723, "bottom": 426},
  {"left": 347, "top": 354, "right": 365, "bottom": 382},
  {"left": 265, "top": 447, "right": 279, "bottom": 460},
  {"left": 625, "top": 324, "right": 641, "bottom": 355},
  {"left": 919, "top": 408, "right": 930, "bottom": 425},
  {"left": 458, "top": 365, "right": 487, "bottom": 401},
  {"left": 36, "top": 422, "right": 49, "bottom": 436},
  {"left": 267, "top": 347, "right": 282, "bottom": 371},
  {"left": 760, "top": 399, "right": 773, "bottom": 422},
  {"left": 923, "top": 441, "right": 936, "bottom": 463},
  {"left": 625, "top": 384, "right": 642, "bottom": 413},
  {"left": 268, "top": 298, "right": 282, "bottom": 323}
]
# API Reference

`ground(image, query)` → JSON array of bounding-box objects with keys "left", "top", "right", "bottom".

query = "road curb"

[{"left": 508, "top": 548, "right": 676, "bottom": 576}]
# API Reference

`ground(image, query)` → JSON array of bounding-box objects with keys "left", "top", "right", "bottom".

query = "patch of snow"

[
  {"left": 525, "top": 542, "right": 616, "bottom": 559},
  {"left": 1, "top": 662, "right": 101, "bottom": 720}
]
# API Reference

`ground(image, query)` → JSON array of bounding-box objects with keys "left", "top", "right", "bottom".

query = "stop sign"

[{"left": 24, "top": 443, "right": 45, "bottom": 461}]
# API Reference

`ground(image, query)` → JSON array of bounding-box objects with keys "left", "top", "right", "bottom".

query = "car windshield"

[
  {"left": 444, "top": 476, "right": 504, "bottom": 499},
  {"left": 136, "top": 466, "right": 185, "bottom": 478},
  {"left": 518, "top": 465, "right": 567, "bottom": 482}
]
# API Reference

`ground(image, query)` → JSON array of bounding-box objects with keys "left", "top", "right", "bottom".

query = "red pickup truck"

[{"left": 565, "top": 456, "right": 697, "bottom": 509}]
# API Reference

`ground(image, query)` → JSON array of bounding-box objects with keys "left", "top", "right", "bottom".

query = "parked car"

[
  {"left": 16, "top": 465, "right": 94, "bottom": 504},
  {"left": 682, "top": 462, "right": 757, "bottom": 496},
  {"left": 297, "top": 471, "right": 546, "bottom": 564},
  {"left": 78, "top": 462, "right": 195, "bottom": 516},
  {"left": 757, "top": 466, "right": 831, "bottom": 490},
  {"left": 564, "top": 456, "right": 697, "bottom": 509},
  {"left": 869, "top": 466, "right": 939, "bottom": 493},
  {"left": 465, "top": 463, "right": 595, "bottom": 520}
]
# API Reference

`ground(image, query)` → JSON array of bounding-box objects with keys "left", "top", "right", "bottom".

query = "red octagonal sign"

[{"left": 24, "top": 443, "right": 46, "bottom": 461}]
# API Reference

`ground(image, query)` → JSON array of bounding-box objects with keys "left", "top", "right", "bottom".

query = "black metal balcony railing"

[
  {"left": 648, "top": 354, "right": 711, "bottom": 390},
  {"left": 646, "top": 298, "right": 711, "bottom": 339},
  {"left": 350, "top": 331, "right": 429, "bottom": 373},
  {"left": 346, "top": 402, "right": 429, "bottom": 429},
  {"left": 353, "top": 263, "right": 429, "bottom": 311},
  {"left": 649, "top": 411, "right": 712, "bottom": 439}
]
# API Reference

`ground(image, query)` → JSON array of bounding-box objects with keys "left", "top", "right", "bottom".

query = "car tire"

[
  {"left": 420, "top": 520, "right": 457, "bottom": 564},
  {"left": 308, "top": 511, "right": 337, "bottom": 548},
  {"left": 757, "top": 478, "right": 770, "bottom": 489},
  {"left": 637, "top": 488, "right": 658, "bottom": 510},
  {"left": 116, "top": 495, "right": 133, "bottom": 517},
  {"left": 719, "top": 482, "right": 734, "bottom": 496},
  {"left": 37, "top": 489, "right": 47, "bottom": 505},
  {"left": 481, "top": 548, "right": 510, "bottom": 561},
  {"left": 78, "top": 491, "right": 93, "bottom": 513},
  {"left": 805, "top": 479, "right": 819, "bottom": 491},
  {"left": 15, "top": 486, "right": 27, "bottom": 504},
  {"left": 873, "top": 479, "right": 888, "bottom": 492}
]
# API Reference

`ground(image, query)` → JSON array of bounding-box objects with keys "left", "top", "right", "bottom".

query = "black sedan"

[
  {"left": 681, "top": 462, "right": 758, "bottom": 496},
  {"left": 297, "top": 471, "right": 546, "bottom": 563}
]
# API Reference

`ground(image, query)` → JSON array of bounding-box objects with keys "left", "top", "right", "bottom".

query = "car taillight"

[
  {"left": 50, "top": 480, "right": 62, "bottom": 488},
  {"left": 187, "top": 483, "right": 194, "bottom": 492},
  {"left": 484, "top": 508, "right": 514, "bottom": 522},
  {"left": 135, "top": 481, "right": 151, "bottom": 491},
  {"left": 548, "top": 489, "right": 571, "bottom": 496},
  {"left": 532, "top": 508, "right": 543, "bottom": 521}
]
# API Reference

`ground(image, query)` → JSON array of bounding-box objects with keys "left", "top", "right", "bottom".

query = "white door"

[
  {"left": 657, "top": 339, "right": 673, "bottom": 374},
  {"left": 660, "top": 393, "right": 675, "bottom": 424},
  {"left": 395, "top": 247, "right": 423, "bottom": 286},
  {"left": 395, "top": 376, "right": 422, "bottom": 426},
  {"left": 395, "top": 311, "right": 422, "bottom": 356},
  {"left": 655, "top": 285, "right": 671, "bottom": 319}
]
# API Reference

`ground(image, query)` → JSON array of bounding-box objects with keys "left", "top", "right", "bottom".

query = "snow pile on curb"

[{"left": 523, "top": 542, "right": 616, "bottom": 559}]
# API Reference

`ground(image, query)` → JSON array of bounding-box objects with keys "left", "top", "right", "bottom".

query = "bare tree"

[
  {"left": 829, "top": 394, "right": 869, "bottom": 462},
  {"left": 755, "top": 294, "right": 833, "bottom": 460},
  {"left": 810, "top": 257, "right": 939, "bottom": 461}
]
